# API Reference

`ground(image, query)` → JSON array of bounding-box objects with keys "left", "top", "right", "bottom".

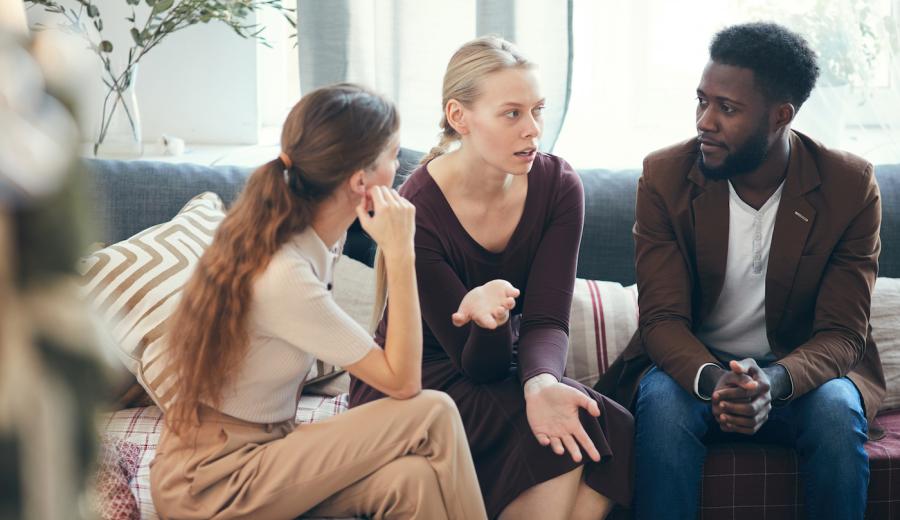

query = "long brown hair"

[{"left": 166, "top": 84, "right": 398, "bottom": 431}]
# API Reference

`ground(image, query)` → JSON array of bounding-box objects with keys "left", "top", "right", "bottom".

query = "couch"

[{"left": 84, "top": 149, "right": 900, "bottom": 519}]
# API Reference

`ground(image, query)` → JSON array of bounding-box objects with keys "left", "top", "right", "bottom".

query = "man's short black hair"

[{"left": 710, "top": 22, "right": 820, "bottom": 108}]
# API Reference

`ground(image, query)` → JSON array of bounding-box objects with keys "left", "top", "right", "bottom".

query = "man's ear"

[
  {"left": 446, "top": 99, "right": 469, "bottom": 135},
  {"left": 773, "top": 102, "right": 796, "bottom": 130}
]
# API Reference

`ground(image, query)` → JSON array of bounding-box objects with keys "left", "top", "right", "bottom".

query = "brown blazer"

[{"left": 595, "top": 130, "right": 885, "bottom": 425}]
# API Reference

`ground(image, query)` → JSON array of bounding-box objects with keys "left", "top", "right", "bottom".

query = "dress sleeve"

[
  {"left": 518, "top": 159, "right": 584, "bottom": 383},
  {"left": 414, "top": 216, "right": 515, "bottom": 383}
]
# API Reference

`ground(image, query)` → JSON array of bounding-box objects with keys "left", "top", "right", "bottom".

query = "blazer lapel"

[
  {"left": 689, "top": 164, "right": 729, "bottom": 321},
  {"left": 766, "top": 132, "right": 821, "bottom": 334}
]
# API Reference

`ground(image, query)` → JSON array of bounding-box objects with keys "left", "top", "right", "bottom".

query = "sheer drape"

[
  {"left": 553, "top": 0, "right": 899, "bottom": 168},
  {"left": 298, "top": 0, "right": 574, "bottom": 153}
]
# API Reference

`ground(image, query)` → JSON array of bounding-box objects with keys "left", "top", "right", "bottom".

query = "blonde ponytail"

[
  {"left": 369, "top": 247, "right": 388, "bottom": 334},
  {"left": 420, "top": 124, "right": 459, "bottom": 165}
]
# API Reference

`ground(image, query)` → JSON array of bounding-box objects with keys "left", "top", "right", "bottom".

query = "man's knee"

[
  {"left": 636, "top": 367, "right": 707, "bottom": 432},
  {"left": 796, "top": 378, "right": 867, "bottom": 447}
]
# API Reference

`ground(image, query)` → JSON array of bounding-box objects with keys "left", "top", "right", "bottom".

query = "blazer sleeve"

[
  {"left": 634, "top": 161, "right": 720, "bottom": 395},
  {"left": 776, "top": 164, "right": 881, "bottom": 400}
]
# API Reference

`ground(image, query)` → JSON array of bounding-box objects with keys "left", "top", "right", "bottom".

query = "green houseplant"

[{"left": 26, "top": 0, "right": 295, "bottom": 157}]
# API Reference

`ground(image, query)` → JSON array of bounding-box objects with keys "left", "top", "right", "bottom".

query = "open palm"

[{"left": 525, "top": 382, "right": 602, "bottom": 463}]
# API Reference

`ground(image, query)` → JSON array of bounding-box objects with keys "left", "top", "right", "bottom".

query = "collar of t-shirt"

[{"left": 288, "top": 226, "right": 345, "bottom": 286}]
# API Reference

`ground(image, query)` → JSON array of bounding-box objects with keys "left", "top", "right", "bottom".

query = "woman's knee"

[
  {"left": 387, "top": 455, "right": 441, "bottom": 494},
  {"left": 408, "top": 389, "right": 462, "bottom": 421}
]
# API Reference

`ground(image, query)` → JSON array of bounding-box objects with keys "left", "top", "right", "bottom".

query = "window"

[
  {"left": 257, "top": 0, "right": 300, "bottom": 143},
  {"left": 554, "top": 0, "right": 900, "bottom": 168}
]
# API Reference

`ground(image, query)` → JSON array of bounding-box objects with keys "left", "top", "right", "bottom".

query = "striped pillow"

[
  {"left": 565, "top": 279, "right": 639, "bottom": 387},
  {"left": 79, "top": 192, "right": 226, "bottom": 408},
  {"left": 81, "top": 193, "right": 345, "bottom": 409}
]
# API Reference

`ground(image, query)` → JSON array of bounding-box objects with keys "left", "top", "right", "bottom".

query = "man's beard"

[{"left": 699, "top": 126, "right": 770, "bottom": 181}]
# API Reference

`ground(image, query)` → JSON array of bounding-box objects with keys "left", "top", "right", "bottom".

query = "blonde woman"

[
  {"left": 150, "top": 84, "right": 487, "bottom": 520},
  {"left": 350, "top": 38, "right": 634, "bottom": 519}
]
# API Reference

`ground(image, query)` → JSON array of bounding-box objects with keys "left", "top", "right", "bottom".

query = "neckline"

[
  {"left": 728, "top": 180, "right": 785, "bottom": 217},
  {"left": 421, "top": 161, "right": 534, "bottom": 258}
]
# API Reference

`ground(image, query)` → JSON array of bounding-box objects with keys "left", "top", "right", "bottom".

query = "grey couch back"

[{"left": 84, "top": 156, "right": 900, "bottom": 285}]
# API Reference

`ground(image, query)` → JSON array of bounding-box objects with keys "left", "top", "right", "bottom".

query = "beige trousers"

[{"left": 150, "top": 390, "right": 487, "bottom": 520}]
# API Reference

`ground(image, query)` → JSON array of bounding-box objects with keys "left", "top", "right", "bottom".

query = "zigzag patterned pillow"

[
  {"left": 79, "top": 193, "right": 226, "bottom": 409},
  {"left": 565, "top": 279, "right": 639, "bottom": 387},
  {"left": 81, "top": 192, "right": 343, "bottom": 410}
]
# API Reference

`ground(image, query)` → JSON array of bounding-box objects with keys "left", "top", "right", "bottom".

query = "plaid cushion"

[
  {"left": 100, "top": 407, "right": 164, "bottom": 519},
  {"left": 98, "top": 395, "right": 354, "bottom": 519},
  {"left": 693, "top": 409, "right": 900, "bottom": 519},
  {"left": 699, "top": 443, "right": 801, "bottom": 519},
  {"left": 865, "top": 411, "right": 900, "bottom": 518},
  {"left": 93, "top": 436, "right": 141, "bottom": 520}
]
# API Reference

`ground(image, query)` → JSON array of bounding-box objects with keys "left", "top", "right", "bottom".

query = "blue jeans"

[{"left": 634, "top": 366, "right": 869, "bottom": 519}]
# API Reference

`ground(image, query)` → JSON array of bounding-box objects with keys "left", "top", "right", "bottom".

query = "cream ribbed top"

[{"left": 213, "top": 227, "right": 375, "bottom": 423}]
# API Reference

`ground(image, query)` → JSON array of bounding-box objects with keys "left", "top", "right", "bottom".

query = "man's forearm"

[
  {"left": 701, "top": 362, "right": 792, "bottom": 401},
  {"left": 698, "top": 364, "right": 727, "bottom": 399},
  {"left": 764, "top": 364, "right": 792, "bottom": 401}
]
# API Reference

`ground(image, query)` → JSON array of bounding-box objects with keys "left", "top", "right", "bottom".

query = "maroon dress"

[{"left": 349, "top": 153, "right": 633, "bottom": 517}]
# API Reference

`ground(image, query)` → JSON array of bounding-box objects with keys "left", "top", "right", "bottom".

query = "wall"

[{"left": 26, "top": 1, "right": 260, "bottom": 146}]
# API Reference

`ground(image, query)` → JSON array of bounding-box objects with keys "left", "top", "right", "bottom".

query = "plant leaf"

[{"left": 151, "top": 0, "right": 173, "bottom": 16}]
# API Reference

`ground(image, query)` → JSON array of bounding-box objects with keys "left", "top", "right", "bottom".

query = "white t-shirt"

[
  {"left": 692, "top": 181, "right": 784, "bottom": 396},
  {"left": 214, "top": 227, "right": 376, "bottom": 423}
]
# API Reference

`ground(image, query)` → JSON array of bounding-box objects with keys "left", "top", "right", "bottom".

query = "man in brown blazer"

[{"left": 595, "top": 22, "right": 884, "bottom": 519}]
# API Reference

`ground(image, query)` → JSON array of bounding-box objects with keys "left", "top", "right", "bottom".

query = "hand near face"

[
  {"left": 355, "top": 186, "right": 415, "bottom": 260},
  {"left": 712, "top": 359, "right": 773, "bottom": 435},
  {"left": 452, "top": 279, "right": 520, "bottom": 329}
]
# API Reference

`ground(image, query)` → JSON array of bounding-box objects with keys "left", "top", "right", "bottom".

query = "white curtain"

[
  {"left": 297, "top": 0, "right": 899, "bottom": 168},
  {"left": 298, "top": 0, "right": 574, "bottom": 154}
]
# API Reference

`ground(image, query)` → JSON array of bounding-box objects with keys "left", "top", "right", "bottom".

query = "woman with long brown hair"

[
  {"left": 149, "top": 83, "right": 487, "bottom": 520},
  {"left": 350, "top": 38, "right": 634, "bottom": 519}
]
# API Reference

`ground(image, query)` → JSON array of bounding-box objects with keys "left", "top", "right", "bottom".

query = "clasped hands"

[
  {"left": 711, "top": 359, "right": 775, "bottom": 435},
  {"left": 453, "top": 279, "right": 602, "bottom": 464}
]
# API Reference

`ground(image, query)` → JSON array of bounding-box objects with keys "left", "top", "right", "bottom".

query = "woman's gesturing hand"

[
  {"left": 452, "top": 279, "right": 520, "bottom": 329},
  {"left": 525, "top": 376, "right": 602, "bottom": 463}
]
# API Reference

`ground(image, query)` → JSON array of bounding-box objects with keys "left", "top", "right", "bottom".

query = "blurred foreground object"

[
  {"left": 0, "top": 25, "right": 114, "bottom": 520},
  {"left": 0, "top": 0, "right": 26, "bottom": 36}
]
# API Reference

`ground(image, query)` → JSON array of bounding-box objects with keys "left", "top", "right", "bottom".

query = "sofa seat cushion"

[
  {"left": 97, "top": 395, "right": 358, "bottom": 520},
  {"left": 693, "top": 408, "right": 900, "bottom": 519}
]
